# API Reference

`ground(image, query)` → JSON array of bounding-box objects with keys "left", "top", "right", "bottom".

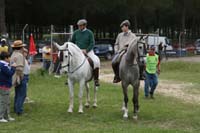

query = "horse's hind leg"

[
  {"left": 85, "top": 83, "right": 90, "bottom": 108},
  {"left": 122, "top": 81, "right": 129, "bottom": 118},
  {"left": 68, "top": 79, "right": 74, "bottom": 113},
  {"left": 132, "top": 80, "right": 140, "bottom": 120},
  {"left": 78, "top": 80, "right": 85, "bottom": 113}
]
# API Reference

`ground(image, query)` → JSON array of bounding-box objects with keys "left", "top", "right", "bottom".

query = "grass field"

[{"left": 0, "top": 61, "right": 200, "bottom": 133}]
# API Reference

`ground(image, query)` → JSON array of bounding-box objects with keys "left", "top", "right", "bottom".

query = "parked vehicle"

[
  {"left": 93, "top": 44, "right": 114, "bottom": 60},
  {"left": 194, "top": 39, "right": 200, "bottom": 54},
  {"left": 147, "top": 36, "right": 173, "bottom": 51}
]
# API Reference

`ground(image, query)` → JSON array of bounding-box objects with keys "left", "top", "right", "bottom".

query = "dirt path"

[
  {"left": 162, "top": 55, "right": 200, "bottom": 63},
  {"left": 99, "top": 72, "right": 200, "bottom": 105}
]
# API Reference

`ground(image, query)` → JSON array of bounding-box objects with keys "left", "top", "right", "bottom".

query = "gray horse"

[{"left": 119, "top": 38, "right": 140, "bottom": 119}]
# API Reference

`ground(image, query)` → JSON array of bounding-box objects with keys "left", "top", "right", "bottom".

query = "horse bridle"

[
  {"left": 60, "top": 43, "right": 87, "bottom": 74},
  {"left": 137, "top": 40, "right": 147, "bottom": 63}
]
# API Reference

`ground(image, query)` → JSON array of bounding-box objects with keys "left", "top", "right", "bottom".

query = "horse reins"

[
  {"left": 61, "top": 43, "right": 87, "bottom": 74},
  {"left": 137, "top": 40, "right": 147, "bottom": 63}
]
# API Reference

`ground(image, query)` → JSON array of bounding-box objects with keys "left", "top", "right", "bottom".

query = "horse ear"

[
  {"left": 66, "top": 43, "right": 73, "bottom": 56},
  {"left": 59, "top": 51, "right": 64, "bottom": 62}
]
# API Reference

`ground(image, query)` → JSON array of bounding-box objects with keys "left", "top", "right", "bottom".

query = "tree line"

[{"left": 1, "top": 0, "right": 200, "bottom": 42}]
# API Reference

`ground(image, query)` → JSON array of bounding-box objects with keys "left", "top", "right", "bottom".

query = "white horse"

[{"left": 54, "top": 42, "right": 99, "bottom": 113}]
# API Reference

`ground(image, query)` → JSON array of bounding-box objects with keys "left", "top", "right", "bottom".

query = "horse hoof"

[
  {"left": 133, "top": 115, "right": 138, "bottom": 120},
  {"left": 123, "top": 113, "right": 128, "bottom": 119},
  {"left": 121, "top": 107, "right": 126, "bottom": 111},
  {"left": 85, "top": 103, "right": 90, "bottom": 108},
  {"left": 68, "top": 108, "right": 73, "bottom": 113},
  {"left": 93, "top": 103, "right": 97, "bottom": 108},
  {"left": 123, "top": 115, "right": 128, "bottom": 119},
  {"left": 78, "top": 110, "right": 84, "bottom": 114}
]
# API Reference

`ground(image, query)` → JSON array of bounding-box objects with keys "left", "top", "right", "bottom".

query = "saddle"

[
  {"left": 83, "top": 53, "right": 94, "bottom": 69},
  {"left": 115, "top": 49, "right": 127, "bottom": 63},
  {"left": 87, "top": 57, "right": 94, "bottom": 69}
]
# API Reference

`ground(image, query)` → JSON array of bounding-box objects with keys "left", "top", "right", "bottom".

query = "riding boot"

[
  {"left": 112, "top": 63, "right": 121, "bottom": 83},
  {"left": 139, "top": 65, "right": 145, "bottom": 80},
  {"left": 94, "top": 68, "right": 100, "bottom": 86}
]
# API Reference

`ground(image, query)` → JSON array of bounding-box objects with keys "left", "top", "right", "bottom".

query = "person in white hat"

[
  {"left": 112, "top": 20, "right": 137, "bottom": 83},
  {"left": 71, "top": 19, "right": 100, "bottom": 86}
]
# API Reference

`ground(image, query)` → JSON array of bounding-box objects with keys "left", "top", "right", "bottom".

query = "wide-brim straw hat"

[{"left": 11, "top": 40, "right": 26, "bottom": 48}]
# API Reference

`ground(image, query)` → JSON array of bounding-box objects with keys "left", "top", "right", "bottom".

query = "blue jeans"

[
  {"left": 14, "top": 75, "right": 29, "bottom": 114},
  {"left": 144, "top": 71, "right": 158, "bottom": 97},
  {"left": 43, "top": 59, "right": 51, "bottom": 70}
]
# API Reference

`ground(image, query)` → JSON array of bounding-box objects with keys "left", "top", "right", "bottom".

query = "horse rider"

[
  {"left": 71, "top": 19, "right": 100, "bottom": 86},
  {"left": 112, "top": 20, "right": 137, "bottom": 83},
  {"left": 144, "top": 45, "right": 160, "bottom": 99}
]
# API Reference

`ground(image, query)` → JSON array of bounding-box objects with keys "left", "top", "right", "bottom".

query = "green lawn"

[{"left": 0, "top": 62, "right": 200, "bottom": 133}]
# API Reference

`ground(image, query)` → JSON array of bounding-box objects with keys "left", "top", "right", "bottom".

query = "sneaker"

[
  {"left": 24, "top": 97, "right": 34, "bottom": 104},
  {"left": 54, "top": 75, "right": 61, "bottom": 78},
  {"left": 27, "top": 99, "right": 34, "bottom": 103},
  {"left": 7, "top": 117, "right": 15, "bottom": 121},
  {"left": 0, "top": 118, "right": 8, "bottom": 123}
]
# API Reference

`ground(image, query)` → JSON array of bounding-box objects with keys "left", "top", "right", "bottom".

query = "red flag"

[{"left": 29, "top": 34, "right": 37, "bottom": 56}]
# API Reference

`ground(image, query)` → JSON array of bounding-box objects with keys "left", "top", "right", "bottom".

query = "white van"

[{"left": 147, "top": 36, "right": 173, "bottom": 51}]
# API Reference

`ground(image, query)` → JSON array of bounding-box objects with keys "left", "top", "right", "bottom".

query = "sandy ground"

[
  {"left": 99, "top": 72, "right": 200, "bottom": 105},
  {"left": 31, "top": 56, "right": 200, "bottom": 104},
  {"left": 162, "top": 55, "right": 200, "bottom": 63}
]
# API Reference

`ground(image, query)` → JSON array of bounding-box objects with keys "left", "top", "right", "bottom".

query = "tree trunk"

[
  {"left": 181, "top": 5, "right": 186, "bottom": 47},
  {"left": 0, "top": 0, "right": 7, "bottom": 34},
  {"left": 133, "top": 13, "right": 137, "bottom": 33}
]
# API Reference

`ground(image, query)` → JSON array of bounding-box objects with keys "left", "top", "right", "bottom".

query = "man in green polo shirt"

[
  {"left": 144, "top": 45, "right": 160, "bottom": 99},
  {"left": 71, "top": 19, "right": 100, "bottom": 86}
]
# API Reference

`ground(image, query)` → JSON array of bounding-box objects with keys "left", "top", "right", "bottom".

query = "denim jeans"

[
  {"left": 14, "top": 75, "right": 29, "bottom": 114},
  {"left": 43, "top": 59, "right": 51, "bottom": 71},
  {"left": 144, "top": 71, "right": 158, "bottom": 97},
  {"left": 0, "top": 89, "right": 10, "bottom": 119}
]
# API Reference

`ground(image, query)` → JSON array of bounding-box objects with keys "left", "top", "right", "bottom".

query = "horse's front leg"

[
  {"left": 78, "top": 80, "right": 85, "bottom": 113},
  {"left": 85, "top": 83, "right": 90, "bottom": 108},
  {"left": 122, "top": 81, "right": 129, "bottom": 118},
  {"left": 132, "top": 80, "right": 140, "bottom": 120},
  {"left": 68, "top": 79, "right": 74, "bottom": 113},
  {"left": 93, "top": 85, "right": 98, "bottom": 108}
]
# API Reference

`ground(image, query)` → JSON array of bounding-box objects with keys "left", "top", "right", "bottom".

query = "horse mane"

[
  {"left": 125, "top": 38, "right": 138, "bottom": 64},
  {"left": 66, "top": 42, "right": 84, "bottom": 57}
]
